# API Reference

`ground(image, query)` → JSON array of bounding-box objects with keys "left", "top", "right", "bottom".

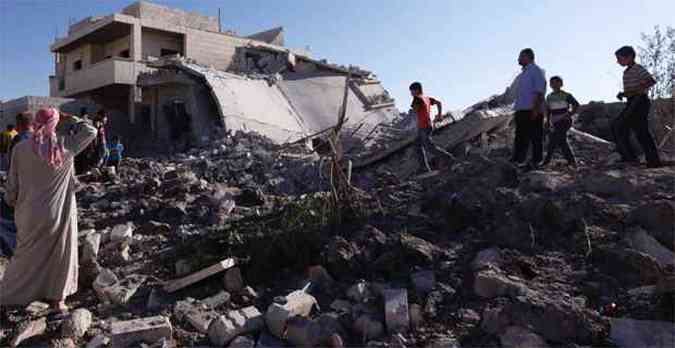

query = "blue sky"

[{"left": 0, "top": 0, "right": 673, "bottom": 110}]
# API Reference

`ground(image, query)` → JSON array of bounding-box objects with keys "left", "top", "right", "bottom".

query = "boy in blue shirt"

[{"left": 107, "top": 136, "right": 124, "bottom": 170}]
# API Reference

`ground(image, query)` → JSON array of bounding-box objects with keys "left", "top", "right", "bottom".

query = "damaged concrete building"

[{"left": 47, "top": 0, "right": 397, "bottom": 152}]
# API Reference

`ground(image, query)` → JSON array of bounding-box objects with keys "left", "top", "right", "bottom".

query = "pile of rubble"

[{"left": 1, "top": 102, "right": 674, "bottom": 348}]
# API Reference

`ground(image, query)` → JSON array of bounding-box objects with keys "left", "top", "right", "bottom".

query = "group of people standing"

[{"left": 409, "top": 45, "right": 663, "bottom": 172}]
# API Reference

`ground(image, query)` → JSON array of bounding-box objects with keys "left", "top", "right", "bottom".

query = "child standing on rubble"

[
  {"left": 542, "top": 76, "right": 580, "bottom": 167},
  {"left": 409, "top": 82, "right": 454, "bottom": 173},
  {"left": 107, "top": 135, "right": 124, "bottom": 171}
]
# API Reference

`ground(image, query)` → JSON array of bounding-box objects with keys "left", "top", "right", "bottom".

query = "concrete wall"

[
  {"left": 185, "top": 29, "right": 246, "bottom": 70},
  {"left": 137, "top": 1, "right": 218, "bottom": 32},
  {"left": 142, "top": 28, "right": 183, "bottom": 59},
  {"left": 63, "top": 44, "right": 93, "bottom": 74}
]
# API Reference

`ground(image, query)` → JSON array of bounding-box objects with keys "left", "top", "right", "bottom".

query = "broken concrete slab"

[
  {"left": 111, "top": 316, "right": 172, "bottom": 348},
  {"left": 610, "top": 318, "right": 675, "bottom": 348},
  {"left": 163, "top": 258, "right": 236, "bottom": 293},
  {"left": 10, "top": 317, "right": 47, "bottom": 348},
  {"left": 383, "top": 288, "right": 410, "bottom": 333},
  {"left": 499, "top": 326, "right": 550, "bottom": 348},
  {"left": 83, "top": 232, "right": 102, "bottom": 263},
  {"left": 223, "top": 267, "right": 244, "bottom": 292},
  {"left": 265, "top": 290, "right": 317, "bottom": 338},
  {"left": 628, "top": 200, "right": 675, "bottom": 250},
  {"left": 104, "top": 274, "right": 147, "bottom": 306},
  {"left": 61, "top": 308, "right": 93, "bottom": 338}
]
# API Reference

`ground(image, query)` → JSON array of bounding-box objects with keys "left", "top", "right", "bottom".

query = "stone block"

[
  {"left": 110, "top": 316, "right": 172, "bottom": 348},
  {"left": 202, "top": 291, "right": 231, "bottom": 309},
  {"left": 224, "top": 267, "right": 244, "bottom": 292},
  {"left": 174, "top": 300, "right": 219, "bottom": 333}
]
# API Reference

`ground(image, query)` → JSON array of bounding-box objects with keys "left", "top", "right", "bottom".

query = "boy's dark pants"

[
  {"left": 544, "top": 117, "right": 575, "bottom": 164},
  {"left": 512, "top": 110, "right": 544, "bottom": 164},
  {"left": 416, "top": 127, "right": 452, "bottom": 172},
  {"left": 611, "top": 95, "right": 661, "bottom": 165}
]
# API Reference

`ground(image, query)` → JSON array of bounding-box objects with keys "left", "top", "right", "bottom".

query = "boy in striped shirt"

[
  {"left": 543, "top": 76, "right": 580, "bottom": 167},
  {"left": 611, "top": 45, "right": 662, "bottom": 168}
]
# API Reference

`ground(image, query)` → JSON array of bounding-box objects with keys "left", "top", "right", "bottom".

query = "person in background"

[
  {"left": 0, "top": 124, "right": 18, "bottom": 171},
  {"left": 107, "top": 135, "right": 124, "bottom": 171},
  {"left": 543, "top": 76, "right": 580, "bottom": 167},
  {"left": 0, "top": 108, "right": 97, "bottom": 314},
  {"left": 512, "top": 48, "right": 547, "bottom": 168},
  {"left": 8, "top": 113, "right": 35, "bottom": 171},
  {"left": 409, "top": 81, "right": 454, "bottom": 173},
  {"left": 611, "top": 45, "right": 662, "bottom": 168}
]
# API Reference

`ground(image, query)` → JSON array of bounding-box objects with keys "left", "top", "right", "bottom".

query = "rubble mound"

[{"left": 1, "top": 105, "right": 674, "bottom": 348}]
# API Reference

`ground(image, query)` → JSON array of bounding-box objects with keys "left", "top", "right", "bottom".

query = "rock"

[
  {"left": 111, "top": 316, "right": 172, "bottom": 348},
  {"left": 610, "top": 318, "right": 675, "bottom": 348},
  {"left": 583, "top": 171, "right": 637, "bottom": 199},
  {"left": 62, "top": 308, "right": 93, "bottom": 338},
  {"left": 10, "top": 317, "right": 47, "bottom": 348},
  {"left": 626, "top": 228, "right": 675, "bottom": 269},
  {"left": 93, "top": 268, "right": 119, "bottom": 303},
  {"left": 202, "top": 291, "right": 232, "bottom": 309},
  {"left": 265, "top": 290, "right": 317, "bottom": 338},
  {"left": 106, "top": 274, "right": 147, "bottom": 306},
  {"left": 411, "top": 270, "right": 435, "bottom": 294},
  {"left": 409, "top": 304, "right": 423, "bottom": 328},
  {"left": 25, "top": 301, "right": 50, "bottom": 315},
  {"left": 324, "top": 236, "right": 360, "bottom": 276},
  {"left": 628, "top": 201, "right": 675, "bottom": 250},
  {"left": 163, "top": 258, "right": 236, "bottom": 293},
  {"left": 208, "top": 316, "right": 238, "bottom": 347},
  {"left": 224, "top": 267, "right": 245, "bottom": 292},
  {"left": 83, "top": 233, "right": 102, "bottom": 263},
  {"left": 229, "top": 336, "right": 255, "bottom": 348},
  {"left": 593, "top": 246, "right": 663, "bottom": 286},
  {"left": 471, "top": 247, "right": 503, "bottom": 270},
  {"left": 499, "top": 326, "right": 550, "bottom": 348},
  {"left": 521, "top": 170, "right": 571, "bottom": 192},
  {"left": 50, "top": 338, "right": 77, "bottom": 348},
  {"left": 383, "top": 288, "right": 410, "bottom": 333},
  {"left": 458, "top": 308, "right": 481, "bottom": 325},
  {"left": 174, "top": 300, "right": 219, "bottom": 333},
  {"left": 499, "top": 288, "right": 609, "bottom": 344},
  {"left": 473, "top": 268, "right": 528, "bottom": 299},
  {"left": 400, "top": 234, "right": 437, "bottom": 265},
  {"left": 285, "top": 317, "right": 323, "bottom": 347},
  {"left": 86, "top": 335, "right": 110, "bottom": 348},
  {"left": 426, "top": 336, "right": 461, "bottom": 348},
  {"left": 354, "top": 315, "right": 384, "bottom": 341},
  {"left": 110, "top": 224, "right": 133, "bottom": 242}
]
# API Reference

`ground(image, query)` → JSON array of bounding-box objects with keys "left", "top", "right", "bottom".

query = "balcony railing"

[{"left": 52, "top": 58, "right": 153, "bottom": 97}]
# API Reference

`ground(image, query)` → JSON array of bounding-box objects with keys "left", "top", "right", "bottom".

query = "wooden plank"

[{"left": 163, "top": 258, "right": 236, "bottom": 293}]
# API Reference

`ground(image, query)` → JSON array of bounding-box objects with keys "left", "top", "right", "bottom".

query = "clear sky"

[{"left": 0, "top": 0, "right": 673, "bottom": 110}]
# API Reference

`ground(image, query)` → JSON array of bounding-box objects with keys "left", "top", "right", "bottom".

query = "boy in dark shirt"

[
  {"left": 543, "top": 76, "right": 580, "bottom": 167},
  {"left": 409, "top": 82, "right": 453, "bottom": 172}
]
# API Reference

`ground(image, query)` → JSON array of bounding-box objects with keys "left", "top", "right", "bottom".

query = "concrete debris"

[
  {"left": 330, "top": 299, "right": 352, "bottom": 313},
  {"left": 10, "top": 317, "right": 47, "bottom": 348},
  {"left": 383, "top": 289, "right": 410, "bottom": 333},
  {"left": 61, "top": 308, "right": 93, "bottom": 338},
  {"left": 610, "top": 318, "right": 675, "bottom": 348},
  {"left": 499, "top": 326, "right": 550, "bottom": 348},
  {"left": 354, "top": 315, "right": 384, "bottom": 341},
  {"left": 86, "top": 335, "right": 110, "bottom": 348},
  {"left": 202, "top": 290, "right": 232, "bottom": 309},
  {"left": 471, "top": 247, "right": 503, "bottom": 271},
  {"left": 111, "top": 316, "right": 173, "bottom": 348},
  {"left": 628, "top": 200, "right": 675, "bottom": 251},
  {"left": 626, "top": 228, "right": 675, "bottom": 269},
  {"left": 411, "top": 270, "right": 436, "bottom": 294},
  {"left": 207, "top": 306, "right": 264, "bottom": 346},
  {"left": 228, "top": 336, "right": 255, "bottom": 348},
  {"left": 223, "top": 267, "right": 245, "bottom": 292},
  {"left": 111, "top": 224, "right": 133, "bottom": 243},
  {"left": 50, "top": 338, "right": 77, "bottom": 348},
  {"left": 174, "top": 299, "right": 219, "bottom": 333},
  {"left": 473, "top": 268, "right": 528, "bottom": 299},
  {"left": 94, "top": 270, "right": 147, "bottom": 306},
  {"left": 163, "top": 258, "right": 236, "bottom": 293},
  {"left": 83, "top": 232, "right": 102, "bottom": 263},
  {"left": 347, "top": 281, "right": 373, "bottom": 303},
  {"left": 409, "top": 303, "right": 423, "bottom": 328},
  {"left": 265, "top": 290, "right": 317, "bottom": 338},
  {"left": 24, "top": 301, "right": 50, "bottom": 315}
]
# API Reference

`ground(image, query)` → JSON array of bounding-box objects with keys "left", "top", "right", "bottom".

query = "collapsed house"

[{"left": 46, "top": 0, "right": 397, "bottom": 153}]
